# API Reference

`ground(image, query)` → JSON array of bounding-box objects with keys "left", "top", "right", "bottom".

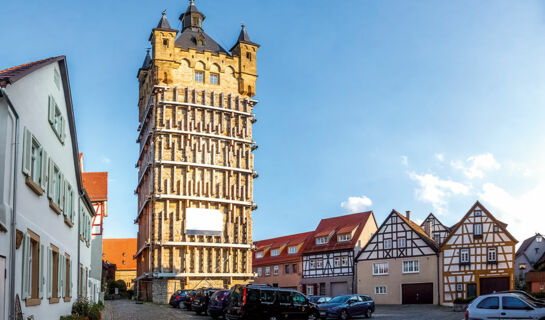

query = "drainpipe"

[
  {"left": 437, "top": 251, "right": 441, "bottom": 305},
  {"left": 2, "top": 87, "right": 20, "bottom": 320}
]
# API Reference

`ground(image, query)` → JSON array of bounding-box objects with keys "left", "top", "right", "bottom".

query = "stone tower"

[{"left": 135, "top": 1, "right": 259, "bottom": 302}]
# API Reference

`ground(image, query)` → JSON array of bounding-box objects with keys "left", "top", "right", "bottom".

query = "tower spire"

[{"left": 179, "top": 0, "right": 206, "bottom": 30}]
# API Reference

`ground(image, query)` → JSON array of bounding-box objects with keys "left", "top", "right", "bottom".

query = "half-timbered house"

[
  {"left": 356, "top": 210, "right": 440, "bottom": 304},
  {"left": 440, "top": 201, "right": 517, "bottom": 305},
  {"left": 300, "top": 211, "right": 377, "bottom": 297},
  {"left": 420, "top": 213, "right": 451, "bottom": 246}
]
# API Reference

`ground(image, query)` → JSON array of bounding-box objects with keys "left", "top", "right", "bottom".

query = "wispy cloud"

[
  {"left": 408, "top": 172, "right": 470, "bottom": 214},
  {"left": 435, "top": 153, "right": 445, "bottom": 162},
  {"left": 341, "top": 195, "right": 373, "bottom": 213},
  {"left": 451, "top": 153, "right": 500, "bottom": 179},
  {"left": 401, "top": 155, "right": 408, "bottom": 167},
  {"left": 101, "top": 156, "right": 111, "bottom": 164}
]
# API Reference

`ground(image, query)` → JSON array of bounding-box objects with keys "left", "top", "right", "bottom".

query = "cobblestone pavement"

[
  {"left": 104, "top": 300, "right": 464, "bottom": 320},
  {"left": 103, "top": 299, "right": 200, "bottom": 320}
]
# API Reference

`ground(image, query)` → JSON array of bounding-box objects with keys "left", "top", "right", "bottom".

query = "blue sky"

[{"left": 2, "top": 0, "right": 545, "bottom": 243}]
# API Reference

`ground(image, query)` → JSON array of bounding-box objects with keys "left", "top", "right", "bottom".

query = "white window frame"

[
  {"left": 265, "top": 266, "right": 270, "bottom": 276},
  {"left": 333, "top": 257, "right": 340, "bottom": 267},
  {"left": 309, "top": 259, "right": 315, "bottom": 269},
  {"left": 306, "top": 286, "right": 314, "bottom": 296},
  {"left": 460, "top": 248, "right": 470, "bottom": 264},
  {"left": 372, "top": 262, "right": 389, "bottom": 275},
  {"left": 375, "top": 286, "right": 387, "bottom": 294},
  {"left": 316, "top": 237, "right": 328, "bottom": 245},
  {"left": 537, "top": 236, "right": 543, "bottom": 243},
  {"left": 257, "top": 267, "right": 262, "bottom": 276},
  {"left": 271, "top": 249, "right": 279, "bottom": 257},
  {"left": 487, "top": 247, "right": 497, "bottom": 263},
  {"left": 474, "top": 210, "right": 482, "bottom": 216},
  {"left": 273, "top": 265, "right": 279, "bottom": 275},
  {"left": 315, "top": 258, "right": 323, "bottom": 269},
  {"left": 384, "top": 239, "right": 392, "bottom": 249},
  {"left": 209, "top": 73, "right": 219, "bottom": 85},
  {"left": 337, "top": 233, "right": 351, "bottom": 242},
  {"left": 402, "top": 260, "right": 419, "bottom": 274},
  {"left": 256, "top": 251, "right": 263, "bottom": 259},
  {"left": 195, "top": 71, "right": 204, "bottom": 82},
  {"left": 288, "top": 246, "right": 297, "bottom": 254},
  {"left": 474, "top": 223, "right": 483, "bottom": 237},
  {"left": 397, "top": 238, "right": 406, "bottom": 248},
  {"left": 341, "top": 256, "right": 348, "bottom": 266}
]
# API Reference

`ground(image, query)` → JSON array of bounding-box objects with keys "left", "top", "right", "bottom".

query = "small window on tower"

[
  {"left": 163, "top": 39, "right": 169, "bottom": 47},
  {"left": 210, "top": 73, "right": 219, "bottom": 85},
  {"left": 246, "top": 52, "right": 252, "bottom": 61},
  {"left": 195, "top": 71, "right": 204, "bottom": 83}
]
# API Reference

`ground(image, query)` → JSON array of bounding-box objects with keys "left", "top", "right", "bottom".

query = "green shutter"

[
  {"left": 47, "top": 159, "right": 54, "bottom": 199},
  {"left": 39, "top": 244, "right": 44, "bottom": 299},
  {"left": 22, "top": 128, "right": 32, "bottom": 176},
  {"left": 21, "top": 233, "right": 30, "bottom": 299},
  {"left": 40, "top": 149, "right": 48, "bottom": 191},
  {"left": 47, "top": 247, "right": 52, "bottom": 298},
  {"left": 48, "top": 96, "right": 55, "bottom": 125}
]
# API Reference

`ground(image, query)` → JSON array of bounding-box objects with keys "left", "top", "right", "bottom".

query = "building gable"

[
  {"left": 421, "top": 213, "right": 451, "bottom": 245},
  {"left": 357, "top": 210, "right": 438, "bottom": 261}
]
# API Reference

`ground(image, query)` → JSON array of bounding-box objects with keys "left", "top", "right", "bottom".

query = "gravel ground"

[{"left": 104, "top": 300, "right": 464, "bottom": 320}]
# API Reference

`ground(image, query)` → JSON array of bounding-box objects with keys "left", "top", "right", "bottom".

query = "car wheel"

[
  {"left": 196, "top": 310, "right": 202, "bottom": 315},
  {"left": 340, "top": 309, "right": 349, "bottom": 320},
  {"left": 269, "top": 317, "right": 277, "bottom": 320},
  {"left": 313, "top": 311, "right": 320, "bottom": 320},
  {"left": 365, "top": 308, "right": 372, "bottom": 318}
]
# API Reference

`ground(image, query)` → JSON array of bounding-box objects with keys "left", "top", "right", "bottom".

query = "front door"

[{"left": 467, "top": 283, "right": 477, "bottom": 299}]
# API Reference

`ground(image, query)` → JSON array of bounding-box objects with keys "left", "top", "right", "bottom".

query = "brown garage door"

[
  {"left": 331, "top": 282, "right": 349, "bottom": 297},
  {"left": 402, "top": 283, "right": 434, "bottom": 304},
  {"left": 479, "top": 277, "right": 510, "bottom": 295}
]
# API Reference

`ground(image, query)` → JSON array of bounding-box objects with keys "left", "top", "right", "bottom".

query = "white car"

[{"left": 466, "top": 293, "right": 545, "bottom": 320}]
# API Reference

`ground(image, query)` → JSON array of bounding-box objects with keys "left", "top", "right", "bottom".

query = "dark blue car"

[
  {"left": 169, "top": 289, "right": 191, "bottom": 308},
  {"left": 207, "top": 290, "right": 230, "bottom": 319},
  {"left": 317, "top": 294, "right": 374, "bottom": 319}
]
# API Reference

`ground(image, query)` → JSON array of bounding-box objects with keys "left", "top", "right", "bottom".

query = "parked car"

[
  {"left": 192, "top": 287, "right": 223, "bottom": 315},
  {"left": 317, "top": 294, "right": 373, "bottom": 319},
  {"left": 358, "top": 295, "right": 375, "bottom": 314},
  {"left": 466, "top": 293, "right": 545, "bottom": 320},
  {"left": 208, "top": 290, "right": 231, "bottom": 319},
  {"left": 169, "top": 289, "right": 191, "bottom": 308},
  {"left": 499, "top": 290, "right": 545, "bottom": 305},
  {"left": 225, "top": 284, "right": 319, "bottom": 320},
  {"left": 309, "top": 296, "right": 332, "bottom": 305},
  {"left": 183, "top": 290, "right": 197, "bottom": 310}
]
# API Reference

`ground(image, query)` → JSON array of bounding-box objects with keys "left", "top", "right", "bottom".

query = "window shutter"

[
  {"left": 47, "top": 159, "right": 54, "bottom": 199},
  {"left": 39, "top": 244, "right": 44, "bottom": 299},
  {"left": 47, "top": 247, "right": 52, "bottom": 298},
  {"left": 22, "top": 128, "right": 32, "bottom": 176},
  {"left": 59, "top": 173, "right": 65, "bottom": 211},
  {"left": 71, "top": 190, "right": 76, "bottom": 222},
  {"left": 62, "top": 117, "right": 67, "bottom": 143},
  {"left": 57, "top": 252, "right": 62, "bottom": 298},
  {"left": 60, "top": 255, "right": 65, "bottom": 298},
  {"left": 40, "top": 149, "right": 48, "bottom": 191},
  {"left": 68, "top": 259, "right": 72, "bottom": 297},
  {"left": 21, "top": 233, "right": 30, "bottom": 299},
  {"left": 48, "top": 96, "right": 55, "bottom": 125}
]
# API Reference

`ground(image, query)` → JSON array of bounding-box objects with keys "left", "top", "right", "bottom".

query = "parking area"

[{"left": 104, "top": 300, "right": 464, "bottom": 320}]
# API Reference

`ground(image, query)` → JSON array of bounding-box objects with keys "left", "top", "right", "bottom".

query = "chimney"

[
  {"left": 424, "top": 221, "right": 432, "bottom": 237},
  {"left": 405, "top": 211, "right": 411, "bottom": 221}
]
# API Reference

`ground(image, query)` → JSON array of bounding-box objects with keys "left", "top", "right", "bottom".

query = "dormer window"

[
  {"left": 256, "top": 251, "right": 263, "bottom": 259},
  {"left": 271, "top": 249, "right": 279, "bottom": 257},
  {"left": 337, "top": 233, "right": 351, "bottom": 242},
  {"left": 537, "top": 236, "right": 543, "bottom": 243},
  {"left": 288, "top": 246, "right": 297, "bottom": 254},
  {"left": 316, "top": 237, "right": 328, "bottom": 245}
]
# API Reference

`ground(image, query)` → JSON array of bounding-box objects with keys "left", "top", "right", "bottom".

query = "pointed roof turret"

[
  {"left": 230, "top": 23, "right": 260, "bottom": 51},
  {"left": 179, "top": 0, "right": 206, "bottom": 31},
  {"left": 156, "top": 10, "right": 172, "bottom": 30},
  {"left": 141, "top": 48, "right": 152, "bottom": 70}
]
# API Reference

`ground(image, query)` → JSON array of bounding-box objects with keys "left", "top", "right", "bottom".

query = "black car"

[
  {"left": 192, "top": 287, "right": 223, "bottom": 315},
  {"left": 225, "top": 284, "right": 319, "bottom": 320},
  {"left": 308, "top": 296, "right": 332, "bottom": 305},
  {"left": 169, "top": 289, "right": 191, "bottom": 308},
  {"left": 208, "top": 290, "right": 231, "bottom": 319},
  {"left": 317, "top": 294, "right": 374, "bottom": 319},
  {"left": 183, "top": 290, "right": 197, "bottom": 310}
]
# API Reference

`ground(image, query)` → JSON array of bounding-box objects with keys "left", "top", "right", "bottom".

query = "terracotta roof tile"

[
  {"left": 102, "top": 238, "right": 137, "bottom": 271},
  {"left": 82, "top": 172, "right": 108, "bottom": 201},
  {"left": 0, "top": 56, "right": 64, "bottom": 85},
  {"left": 253, "top": 232, "right": 313, "bottom": 266},
  {"left": 303, "top": 211, "right": 374, "bottom": 254}
]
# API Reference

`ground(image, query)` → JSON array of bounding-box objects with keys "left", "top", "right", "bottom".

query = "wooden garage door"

[
  {"left": 331, "top": 282, "right": 349, "bottom": 297},
  {"left": 402, "top": 283, "right": 434, "bottom": 304},
  {"left": 479, "top": 277, "right": 510, "bottom": 295}
]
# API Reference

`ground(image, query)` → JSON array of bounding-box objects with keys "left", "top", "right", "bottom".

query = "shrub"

[
  {"left": 95, "top": 300, "right": 105, "bottom": 311},
  {"left": 60, "top": 316, "right": 82, "bottom": 320},
  {"left": 72, "top": 297, "right": 91, "bottom": 316},
  {"left": 88, "top": 304, "right": 101, "bottom": 320}
]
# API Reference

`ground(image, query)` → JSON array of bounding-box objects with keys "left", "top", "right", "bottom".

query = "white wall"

[{"left": 5, "top": 61, "right": 91, "bottom": 319}]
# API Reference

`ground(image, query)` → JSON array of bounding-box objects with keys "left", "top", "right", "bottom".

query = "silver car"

[{"left": 466, "top": 293, "right": 545, "bottom": 320}]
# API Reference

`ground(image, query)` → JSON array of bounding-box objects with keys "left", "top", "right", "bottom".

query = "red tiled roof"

[
  {"left": 102, "top": 238, "right": 137, "bottom": 271},
  {"left": 338, "top": 225, "right": 357, "bottom": 234},
  {"left": 82, "top": 172, "right": 108, "bottom": 201},
  {"left": 0, "top": 56, "right": 65, "bottom": 85},
  {"left": 303, "top": 211, "right": 375, "bottom": 254},
  {"left": 253, "top": 232, "right": 313, "bottom": 266}
]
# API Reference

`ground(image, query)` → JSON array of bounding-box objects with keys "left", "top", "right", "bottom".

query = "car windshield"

[{"left": 329, "top": 296, "right": 350, "bottom": 304}]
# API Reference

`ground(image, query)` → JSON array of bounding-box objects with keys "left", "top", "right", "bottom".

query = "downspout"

[
  {"left": 2, "top": 87, "right": 20, "bottom": 320},
  {"left": 77, "top": 198, "right": 81, "bottom": 298},
  {"left": 436, "top": 251, "right": 441, "bottom": 305}
]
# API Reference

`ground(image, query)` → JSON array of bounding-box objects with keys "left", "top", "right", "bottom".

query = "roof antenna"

[
  {"left": 190, "top": 0, "right": 195, "bottom": 5},
  {"left": 241, "top": 21, "right": 246, "bottom": 29},
  {"left": 162, "top": 9, "right": 167, "bottom": 15}
]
